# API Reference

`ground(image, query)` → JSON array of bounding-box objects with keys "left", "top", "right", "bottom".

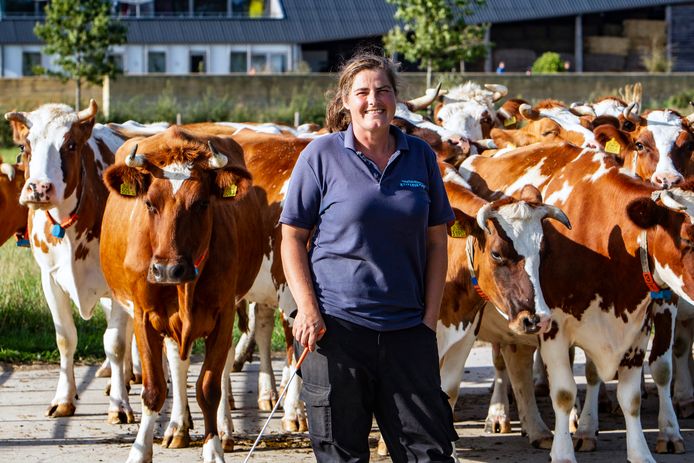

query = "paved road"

[{"left": 0, "top": 344, "right": 692, "bottom": 462}]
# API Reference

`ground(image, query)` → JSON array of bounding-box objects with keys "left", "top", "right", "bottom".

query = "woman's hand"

[{"left": 293, "top": 309, "right": 326, "bottom": 352}]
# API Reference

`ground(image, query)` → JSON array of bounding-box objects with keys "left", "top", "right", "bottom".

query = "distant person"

[
  {"left": 496, "top": 61, "right": 506, "bottom": 74},
  {"left": 564, "top": 60, "right": 572, "bottom": 72},
  {"left": 525, "top": 67, "right": 532, "bottom": 76}
]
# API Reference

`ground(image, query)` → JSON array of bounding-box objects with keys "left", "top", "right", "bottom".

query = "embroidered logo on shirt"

[{"left": 399, "top": 179, "right": 427, "bottom": 190}]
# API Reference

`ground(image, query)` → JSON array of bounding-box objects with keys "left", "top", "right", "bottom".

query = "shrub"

[
  {"left": 663, "top": 90, "right": 694, "bottom": 112},
  {"left": 532, "top": 52, "right": 564, "bottom": 74}
]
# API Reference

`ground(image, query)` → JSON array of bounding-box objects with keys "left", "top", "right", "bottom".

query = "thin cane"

[{"left": 243, "top": 331, "right": 323, "bottom": 462}]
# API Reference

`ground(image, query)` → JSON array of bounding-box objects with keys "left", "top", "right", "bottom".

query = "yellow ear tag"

[
  {"left": 223, "top": 184, "right": 238, "bottom": 198},
  {"left": 605, "top": 138, "right": 621, "bottom": 155},
  {"left": 449, "top": 220, "right": 467, "bottom": 238},
  {"left": 120, "top": 182, "right": 136, "bottom": 196},
  {"left": 503, "top": 115, "right": 517, "bottom": 127}
]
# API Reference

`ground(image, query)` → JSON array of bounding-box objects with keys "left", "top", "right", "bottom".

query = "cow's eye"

[
  {"left": 490, "top": 251, "right": 503, "bottom": 263},
  {"left": 635, "top": 141, "right": 645, "bottom": 151},
  {"left": 144, "top": 199, "right": 157, "bottom": 214},
  {"left": 18, "top": 145, "right": 24, "bottom": 153}
]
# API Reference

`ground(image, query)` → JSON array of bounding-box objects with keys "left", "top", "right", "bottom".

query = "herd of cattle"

[{"left": 1, "top": 80, "right": 694, "bottom": 463}]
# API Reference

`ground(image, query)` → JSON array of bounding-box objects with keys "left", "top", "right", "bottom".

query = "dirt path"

[{"left": 0, "top": 344, "right": 692, "bottom": 462}]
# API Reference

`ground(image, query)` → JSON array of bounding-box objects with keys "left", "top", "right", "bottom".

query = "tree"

[
  {"left": 34, "top": 0, "right": 126, "bottom": 110},
  {"left": 383, "top": 0, "right": 488, "bottom": 86}
]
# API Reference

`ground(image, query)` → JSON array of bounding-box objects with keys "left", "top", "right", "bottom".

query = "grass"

[
  {"left": 0, "top": 239, "right": 288, "bottom": 364},
  {"left": 1, "top": 146, "right": 17, "bottom": 163}
]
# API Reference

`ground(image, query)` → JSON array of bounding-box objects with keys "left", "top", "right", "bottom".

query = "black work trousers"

[{"left": 297, "top": 314, "right": 458, "bottom": 463}]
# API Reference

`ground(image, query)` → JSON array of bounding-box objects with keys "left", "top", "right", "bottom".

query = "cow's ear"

[
  {"left": 103, "top": 164, "right": 150, "bottom": 198},
  {"left": 627, "top": 197, "right": 665, "bottom": 229},
  {"left": 519, "top": 184, "right": 542, "bottom": 205},
  {"left": 592, "top": 115, "right": 620, "bottom": 129},
  {"left": 214, "top": 165, "right": 252, "bottom": 200},
  {"left": 447, "top": 207, "right": 475, "bottom": 239},
  {"left": 594, "top": 125, "right": 632, "bottom": 160},
  {"left": 8, "top": 119, "right": 28, "bottom": 144}
]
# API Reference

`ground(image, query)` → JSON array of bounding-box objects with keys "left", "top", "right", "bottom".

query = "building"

[{"left": 0, "top": 0, "right": 693, "bottom": 77}]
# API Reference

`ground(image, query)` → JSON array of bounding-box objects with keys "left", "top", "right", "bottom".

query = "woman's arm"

[
  {"left": 423, "top": 224, "right": 449, "bottom": 331},
  {"left": 281, "top": 224, "right": 326, "bottom": 351}
]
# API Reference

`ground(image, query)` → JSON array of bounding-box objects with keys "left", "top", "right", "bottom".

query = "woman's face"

[{"left": 343, "top": 68, "right": 396, "bottom": 135}]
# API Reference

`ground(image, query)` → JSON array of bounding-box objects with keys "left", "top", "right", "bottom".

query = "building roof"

[{"left": 1, "top": 0, "right": 692, "bottom": 45}]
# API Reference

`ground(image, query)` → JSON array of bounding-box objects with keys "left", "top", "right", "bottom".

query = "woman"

[{"left": 280, "top": 52, "right": 457, "bottom": 462}]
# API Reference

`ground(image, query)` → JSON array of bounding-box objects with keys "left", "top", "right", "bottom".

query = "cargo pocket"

[{"left": 300, "top": 382, "right": 332, "bottom": 441}]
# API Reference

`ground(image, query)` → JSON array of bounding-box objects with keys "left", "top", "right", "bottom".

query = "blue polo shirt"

[{"left": 280, "top": 124, "right": 454, "bottom": 331}]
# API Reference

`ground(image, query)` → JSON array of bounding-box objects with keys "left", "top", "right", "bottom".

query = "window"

[
  {"left": 231, "top": 0, "right": 266, "bottom": 17},
  {"left": 110, "top": 54, "right": 124, "bottom": 72},
  {"left": 147, "top": 51, "right": 166, "bottom": 73},
  {"left": 250, "top": 54, "right": 267, "bottom": 74},
  {"left": 194, "top": 0, "right": 225, "bottom": 16},
  {"left": 269, "top": 53, "right": 286, "bottom": 73},
  {"left": 22, "top": 52, "right": 41, "bottom": 76},
  {"left": 230, "top": 52, "right": 247, "bottom": 73},
  {"left": 154, "top": 0, "right": 188, "bottom": 16},
  {"left": 190, "top": 52, "right": 206, "bottom": 73}
]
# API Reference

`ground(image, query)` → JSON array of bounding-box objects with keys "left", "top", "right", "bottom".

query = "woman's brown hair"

[{"left": 325, "top": 51, "right": 399, "bottom": 132}]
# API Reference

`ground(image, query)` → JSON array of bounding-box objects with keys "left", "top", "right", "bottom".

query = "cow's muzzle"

[
  {"left": 510, "top": 310, "right": 549, "bottom": 335},
  {"left": 20, "top": 179, "right": 53, "bottom": 208},
  {"left": 148, "top": 258, "right": 195, "bottom": 284}
]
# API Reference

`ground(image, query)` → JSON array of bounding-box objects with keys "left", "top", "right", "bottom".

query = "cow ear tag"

[
  {"left": 223, "top": 184, "right": 238, "bottom": 198},
  {"left": 605, "top": 138, "right": 621, "bottom": 155},
  {"left": 503, "top": 116, "right": 517, "bottom": 127},
  {"left": 120, "top": 182, "right": 136, "bottom": 196},
  {"left": 51, "top": 224, "right": 66, "bottom": 239},
  {"left": 449, "top": 220, "right": 467, "bottom": 238}
]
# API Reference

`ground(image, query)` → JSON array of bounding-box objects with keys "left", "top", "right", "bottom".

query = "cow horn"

[
  {"left": 542, "top": 205, "right": 572, "bottom": 230},
  {"left": 0, "top": 163, "right": 15, "bottom": 181},
  {"left": 124, "top": 144, "right": 146, "bottom": 168},
  {"left": 652, "top": 190, "right": 687, "bottom": 211},
  {"left": 686, "top": 101, "right": 694, "bottom": 125},
  {"left": 519, "top": 103, "right": 540, "bottom": 120},
  {"left": 570, "top": 104, "right": 596, "bottom": 117},
  {"left": 476, "top": 203, "right": 494, "bottom": 234},
  {"left": 623, "top": 102, "right": 641, "bottom": 125},
  {"left": 407, "top": 82, "right": 442, "bottom": 111},
  {"left": 77, "top": 99, "right": 98, "bottom": 121},
  {"left": 484, "top": 84, "right": 508, "bottom": 102},
  {"left": 207, "top": 141, "right": 228, "bottom": 169},
  {"left": 473, "top": 139, "right": 498, "bottom": 150},
  {"left": 4, "top": 111, "right": 31, "bottom": 128}
]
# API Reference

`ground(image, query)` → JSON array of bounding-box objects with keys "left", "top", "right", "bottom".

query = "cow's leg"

[
  {"left": 533, "top": 348, "right": 549, "bottom": 397},
  {"left": 217, "top": 346, "right": 235, "bottom": 452},
  {"left": 103, "top": 298, "right": 135, "bottom": 424},
  {"left": 41, "top": 273, "right": 78, "bottom": 418},
  {"left": 438, "top": 321, "right": 477, "bottom": 409},
  {"left": 673, "top": 318, "right": 694, "bottom": 418},
  {"left": 199, "top": 312, "right": 235, "bottom": 463},
  {"left": 648, "top": 302, "right": 684, "bottom": 454},
  {"left": 96, "top": 301, "right": 113, "bottom": 378},
  {"left": 501, "top": 344, "right": 553, "bottom": 449},
  {"left": 232, "top": 300, "right": 255, "bottom": 373},
  {"left": 127, "top": 315, "right": 166, "bottom": 463},
  {"left": 162, "top": 336, "right": 193, "bottom": 449},
  {"left": 486, "top": 343, "right": 512, "bottom": 434},
  {"left": 255, "top": 303, "right": 278, "bottom": 411},
  {"left": 131, "top": 334, "right": 143, "bottom": 384},
  {"left": 280, "top": 316, "right": 307, "bottom": 433},
  {"left": 542, "top": 335, "right": 577, "bottom": 463},
  {"left": 616, "top": 342, "right": 655, "bottom": 463},
  {"left": 573, "top": 356, "right": 600, "bottom": 451}
]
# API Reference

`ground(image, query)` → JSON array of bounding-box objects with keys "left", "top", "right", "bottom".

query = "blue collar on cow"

[
  {"left": 639, "top": 230, "right": 673, "bottom": 302},
  {"left": 194, "top": 249, "right": 208, "bottom": 276},
  {"left": 466, "top": 236, "right": 490, "bottom": 301},
  {"left": 14, "top": 227, "right": 29, "bottom": 247}
]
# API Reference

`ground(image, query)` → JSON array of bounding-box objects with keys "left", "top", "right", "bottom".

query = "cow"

[
  {"left": 4, "top": 101, "right": 134, "bottom": 424},
  {"left": 100, "top": 128, "right": 264, "bottom": 463},
  {"left": 0, "top": 162, "right": 28, "bottom": 245},
  {"left": 459, "top": 141, "right": 694, "bottom": 463},
  {"left": 496, "top": 98, "right": 528, "bottom": 130}
]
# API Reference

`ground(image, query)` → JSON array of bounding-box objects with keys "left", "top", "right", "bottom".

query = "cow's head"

[
  {"left": 104, "top": 128, "right": 252, "bottom": 285},
  {"left": 0, "top": 162, "right": 28, "bottom": 244},
  {"left": 448, "top": 181, "right": 571, "bottom": 335},
  {"left": 5, "top": 100, "right": 98, "bottom": 210},
  {"left": 392, "top": 117, "right": 469, "bottom": 166},
  {"left": 627, "top": 183, "right": 694, "bottom": 304},
  {"left": 520, "top": 100, "right": 596, "bottom": 148},
  {"left": 619, "top": 106, "right": 693, "bottom": 188}
]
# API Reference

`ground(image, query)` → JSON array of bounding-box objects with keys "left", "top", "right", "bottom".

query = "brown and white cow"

[
  {"left": 101, "top": 128, "right": 264, "bottom": 463},
  {"left": 0, "top": 162, "right": 28, "bottom": 245},
  {"left": 459, "top": 141, "right": 694, "bottom": 463},
  {"left": 4, "top": 101, "right": 134, "bottom": 423}
]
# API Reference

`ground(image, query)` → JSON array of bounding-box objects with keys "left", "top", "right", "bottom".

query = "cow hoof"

[
  {"left": 104, "top": 383, "right": 111, "bottom": 396},
  {"left": 484, "top": 417, "right": 511, "bottom": 434},
  {"left": 573, "top": 436, "right": 597, "bottom": 452},
  {"left": 675, "top": 399, "right": 694, "bottom": 418},
  {"left": 95, "top": 365, "right": 112, "bottom": 378},
  {"left": 534, "top": 383, "right": 550, "bottom": 397},
  {"left": 569, "top": 415, "right": 579, "bottom": 434},
  {"left": 220, "top": 432, "right": 235, "bottom": 452},
  {"left": 655, "top": 438, "right": 685, "bottom": 454},
  {"left": 257, "top": 399, "right": 276, "bottom": 411},
  {"left": 107, "top": 409, "right": 135, "bottom": 424},
  {"left": 281, "top": 418, "right": 300, "bottom": 432},
  {"left": 130, "top": 373, "right": 143, "bottom": 385},
  {"left": 530, "top": 436, "right": 553, "bottom": 450},
  {"left": 45, "top": 402, "right": 76, "bottom": 418},
  {"left": 377, "top": 437, "right": 389, "bottom": 456},
  {"left": 162, "top": 431, "right": 191, "bottom": 449}
]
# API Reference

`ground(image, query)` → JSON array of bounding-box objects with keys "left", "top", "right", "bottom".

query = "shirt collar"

[{"left": 343, "top": 123, "right": 410, "bottom": 153}]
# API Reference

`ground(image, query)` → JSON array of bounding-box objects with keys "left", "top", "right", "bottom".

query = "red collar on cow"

[
  {"left": 466, "top": 236, "right": 490, "bottom": 301},
  {"left": 14, "top": 227, "right": 30, "bottom": 248},
  {"left": 194, "top": 249, "right": 208, "bottom": 276},
  {"left": 638, "top": 230, "right": 673, "bottom": 302},
  {"left": 44, "top": 161, "right": 87, "bottom": 239}
]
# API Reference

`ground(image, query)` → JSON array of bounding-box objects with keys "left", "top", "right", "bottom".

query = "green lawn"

[{"left": 1, "top": 146, "right": 17, "bottom": 163}]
